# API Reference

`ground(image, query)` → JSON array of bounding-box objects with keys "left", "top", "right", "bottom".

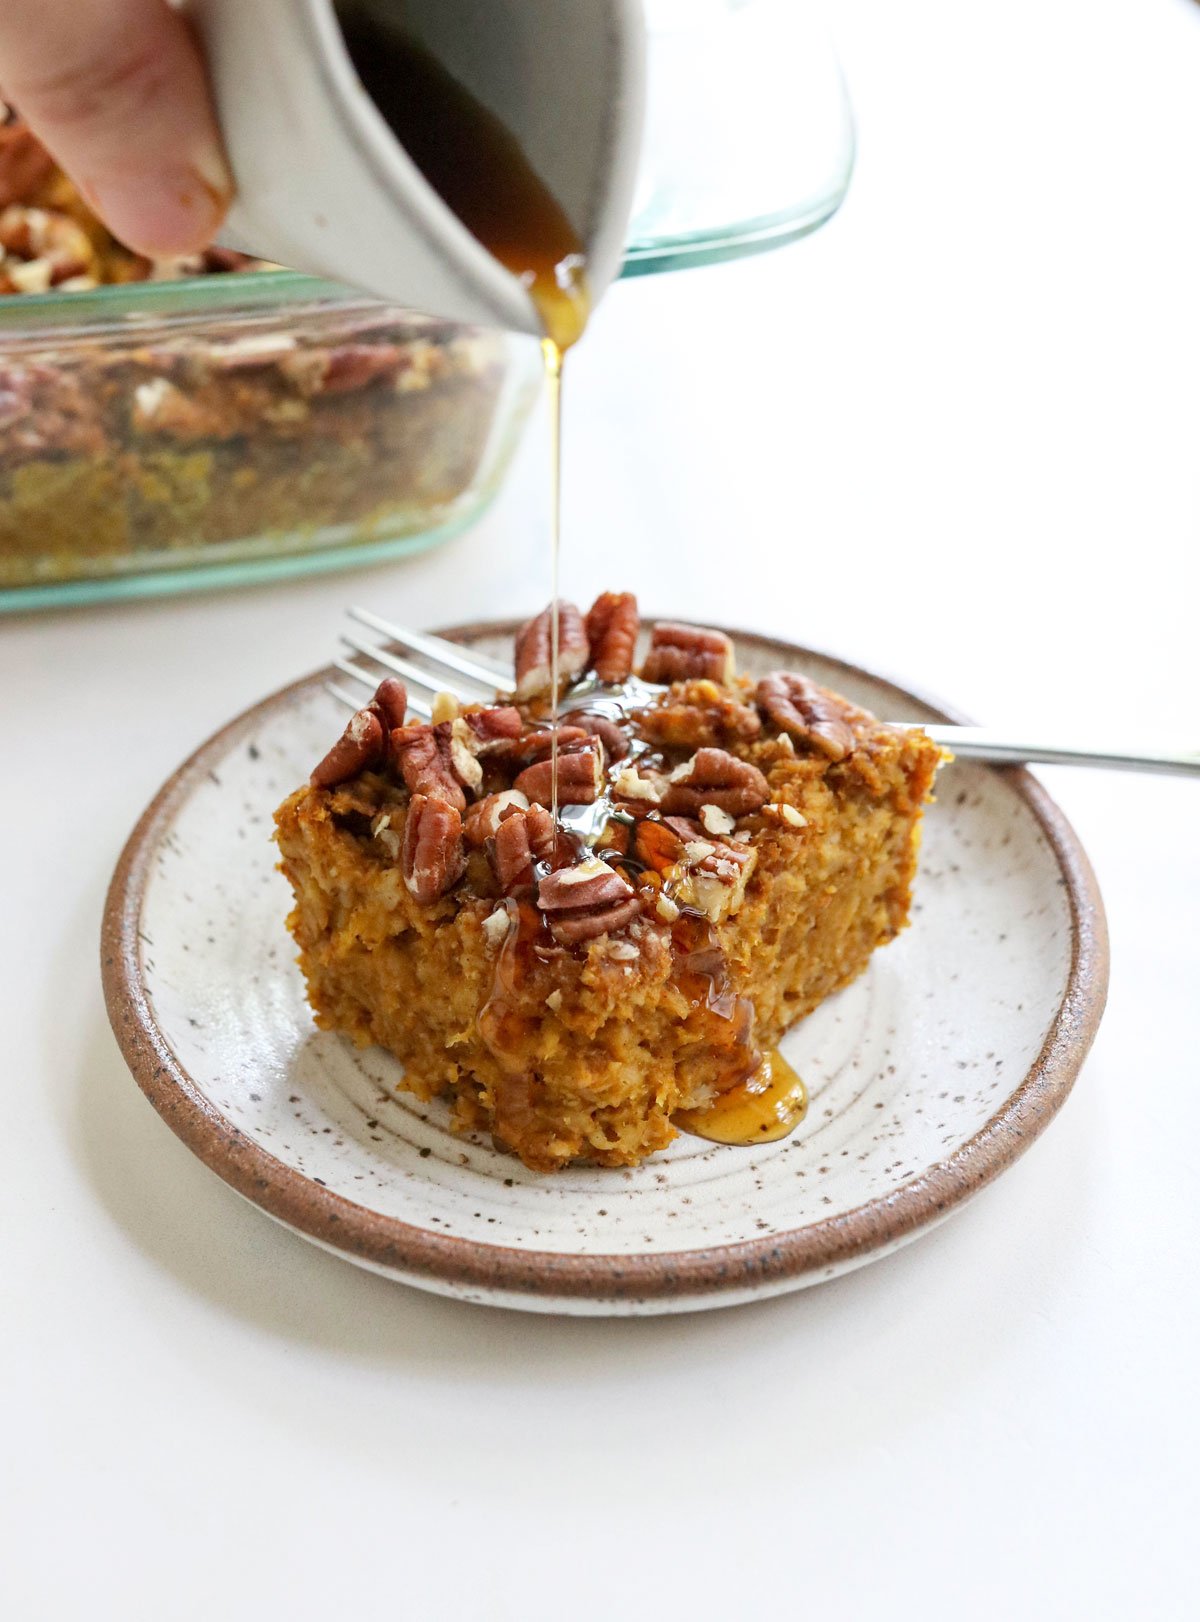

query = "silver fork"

[{"left": 326, "top": 605, "right": 1200, "bottom": 780}]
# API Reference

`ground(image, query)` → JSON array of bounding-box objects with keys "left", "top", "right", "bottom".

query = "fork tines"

[{"left": 326, "top": 606, "right": 517, "bottom": 721}]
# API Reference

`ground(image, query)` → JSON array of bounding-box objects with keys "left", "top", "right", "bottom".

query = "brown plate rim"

[{"left": 101, "top": 622, "right": 1109, "bottom": 1304}]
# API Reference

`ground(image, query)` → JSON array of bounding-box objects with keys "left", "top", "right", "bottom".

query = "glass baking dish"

[
  {"left": 0, "top": 0, "right": 854, "bottom": 612},
  {"left": 0, "top": 272, "right": 542, "bottom": 607}
]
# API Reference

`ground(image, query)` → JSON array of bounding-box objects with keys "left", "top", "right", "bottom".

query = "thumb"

[{"left": 0, "top": 0, "right": 233, "bottom": 256}]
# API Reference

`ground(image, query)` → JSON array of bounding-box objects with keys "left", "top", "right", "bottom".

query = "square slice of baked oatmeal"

[{"left": 274, "top": 594, "right": 943, "bottom": 1171}]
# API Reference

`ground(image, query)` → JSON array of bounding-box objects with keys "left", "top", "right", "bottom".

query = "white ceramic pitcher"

[{"left": 184, "top": 0, "right": 646, "bottom": 336}]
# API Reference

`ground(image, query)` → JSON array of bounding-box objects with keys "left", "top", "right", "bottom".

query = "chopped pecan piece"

[
  {"left": 514, "top": 742, "right": 604, "bottom": 806},
  {"left": 537, "top": 858, "right": 642, "bottom": 945},
  {"left": 756, "top": 672, "right": 858, "bottom": 762},
  {"left": 402, "top": 795, "right": 465, "bottom": 903},
  {"left": 0, "top": 204, "right": 94, "bottom": 282},
  {"left": 491, "top": 805, "right": 559, "bottom": 892},
  {"left": 390, "top": 724, "right": 466, "bottom": 812},
  {"left": 513, "top": 600, "right": 589, "bottom": 698},
  {"left": 635, "top": 680, "right": 761, "bottom": 751},
  {"left": 464, "top": 790, "right": 531, "bottom": 847},
  {"left": 310, "top": 708, "right": 385, "bottom": 787},
  {"left": 585, "top": 591, "right": 639, "bottom": 684},
  {"left": 660, "top": 748, "right": 770, "bottom": 817},
  {"left": 611, "top": 765, "right": 664, "bottom": 809},
  {"left": 657, "top": 816, "right": 757, "bottom": 922},
  {"left": 434, "top": 718, "right": 484, "bottom": 796},
  {"left": 678, "top": 844, "right": 756, "bottom": 924},
  {"left": 640, "top": 622, "right": 734, "bottom": 686}
]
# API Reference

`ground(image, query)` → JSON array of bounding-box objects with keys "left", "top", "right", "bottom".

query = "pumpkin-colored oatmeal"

[{"left": 274, "top": 597, "right": 943, "bottom": 1171}]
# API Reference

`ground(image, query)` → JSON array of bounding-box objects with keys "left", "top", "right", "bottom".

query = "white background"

[{"left": 3, "top": 1, "right": 1199, "bottom": 1616}]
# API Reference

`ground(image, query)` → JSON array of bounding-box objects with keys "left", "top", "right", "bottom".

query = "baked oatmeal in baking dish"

[{"left": 274, "top": 595, "right": 943, "bottom": 1172}]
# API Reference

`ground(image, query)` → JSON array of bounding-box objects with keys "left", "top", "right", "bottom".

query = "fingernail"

[{"left": 85, "top": 156, "right": 232, "bottom": 256}]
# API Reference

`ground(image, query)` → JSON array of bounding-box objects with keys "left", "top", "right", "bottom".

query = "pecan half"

[
  {"left": 311, "top": 708, "right": 385, "bottom": 787},
  {"left": 491, "top": 804, "right": 559, "bottom": 891},
  {"left": 494, "top": 725, "right": 591, "bottom": 768},
  {"left": 402, "top": 795, "right": 465, "bottom": 903},
  {"left": 465, "top": 790, "right": 530, "bottom": 848},
  {"left": 660, "top": 747, "right": 770, "bottom": 817},
  {"left": 585, "top": 591, "right": 639, "bottom": 684},
  {"left": 464, "top": 706, "right": 524, "bottom": 751},
  {"left": 513, "top": 600, "right": 589, "bottom": 698},
  {"left": 561, "top": 710, "right": 629, "bottom": 761},
  {"left": 640, "top": 622, "right": 734, "bottom": 686},
  {"left": 756, "top": 672, "right": 858, "bottom": 762},
  {"left": 537, "top": 858, "right": 642, "bottom": 945},
  {"left": 390, "top": 724, "right": 466, "bottom": 812},
  {"left": 515, "top": 742, "right": 604, "bottom": 806},
  {"left": 369, "top": 677, "right": 408, "bottom": 732}
]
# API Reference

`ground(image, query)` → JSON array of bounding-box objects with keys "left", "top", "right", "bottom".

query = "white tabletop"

[{"left": 4, "top": 1, "right": 1199, "bottom": 1616}]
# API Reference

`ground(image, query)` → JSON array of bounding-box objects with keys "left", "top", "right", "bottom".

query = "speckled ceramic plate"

[{"left": 102, "top": 624, "right": 1108, "bottom": 1315}]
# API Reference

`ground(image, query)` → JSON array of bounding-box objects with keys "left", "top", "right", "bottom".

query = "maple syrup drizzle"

[
  {"left": 338, "top": 13, "right": 809, "bottom": 1153},
  {"left": 544, "top": 338, "right": 564, "bottom": 827},
  {"left": 336, "top": 6, "right": 591, "bottom": 820}
]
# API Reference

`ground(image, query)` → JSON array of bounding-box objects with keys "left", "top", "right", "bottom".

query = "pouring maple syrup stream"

[
  {"left": 338, "top": 7, "right": 588, "bottom": 826},
  {"left": 339, "top": 11, "right": 804, "bottom": 1148}
]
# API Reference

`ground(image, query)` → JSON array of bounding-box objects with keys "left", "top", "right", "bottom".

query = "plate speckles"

[{"left": 101, "top": 625, "right": 1108, "bottom": 1314}]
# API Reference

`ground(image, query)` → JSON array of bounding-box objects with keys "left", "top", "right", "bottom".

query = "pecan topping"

[
  {"left": 464, "top": 790, "right": 530, "bottom": 848},
  {"left": 657, "top": 815, "right": 757, "bottom": 922},
  {"left": 0, "top": 122, "right": 55, "bottom": 209},
  {"left": 585, "top": 591, "right": 639, "bottom": 684},
  {"left": 310, "top": 708, "right": 385, "bottom": 787},
  {"left": 756, "top": 672, "right": 857, "bottom": 762},
  {"left": 434, "top": 718, "right": 484, "bottom": 796},
  {"left": 634, "top": 818, "right": 686, "bottom": 874},
  {"left": 561, "top": 710, "right": 629, "bottom": 761},
  {"left": 537, "top": 858, "right": 642, "bottom": 945},
  {"left": 491, "top": 805, "right": 559, "bottom": 892},
  {"left": 280, "top": 343, "right": 405, "bottom": 397},
  {"left": 390, "top": 724, "right": 466, "bottom": 812},
  {"left": 513, "top": 600, "right": 589, "bottom": 698},
  {"left": 635, "top": 681, "right": 761, "bottom": 751},
  {"left": 369, "top": 677, "right": 408, "bottom": 732},
  {"left": 611, "top": 765, "right": 664, "bottom": 808},
  {"left": 402, "top": 795, "right": 465, "bottom": 903},
  {"left": 660, "top": 748, "right": 770, "bottom": 817},
  {"left": 514, "top": 741, "right": 604, "bottom": 806},
  {"left": 678, "top": 842, "right": 756, "bottom": 924},
  {"left": 464, "top": 706, "right": 524, "bottom": 750},
  {"left": 640, "top": 622, "right": 734, "bottom": 686},
  {"left": 494, "top": 725, "right": 591, "bottom": 767}
]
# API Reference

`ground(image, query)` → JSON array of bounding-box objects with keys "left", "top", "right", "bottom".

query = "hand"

[{"left": 0, "top": 0, "right": 232, "bottom": 256}]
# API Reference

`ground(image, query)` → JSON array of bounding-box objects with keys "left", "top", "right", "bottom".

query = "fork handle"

[{"left": 916, "top": 725, "right": 1200, "bottom": 778}]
